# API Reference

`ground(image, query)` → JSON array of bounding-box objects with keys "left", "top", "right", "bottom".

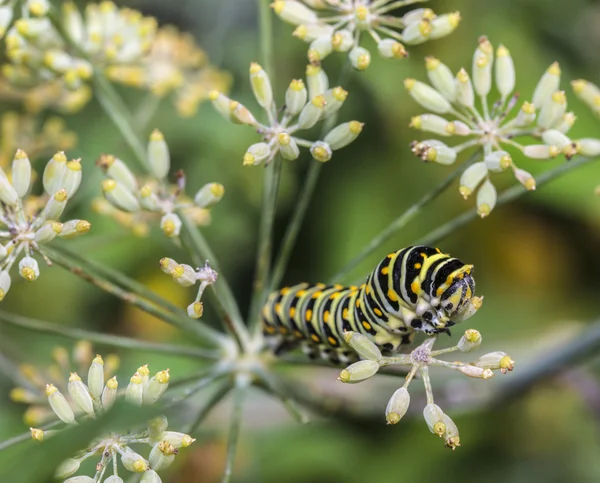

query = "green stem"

[
  {"left": 418, "top": 155, "right": 596, "bottom": 247},
  {"left": 253, "top": 365, "right": 310, "bottom": 423},
  {"left": 259, "top": 0, "right": 275, "bottom": 80},
  {"left": 331, "top": 150, "right": 479, "bottom": 284},
  {"left": 221, "top": 377, "right": 248, "bottom": 483},
  {"left": 0, "top": 310, "right": 216, "bottom": 359},
  {"left": 42, "top": 247, "right": 226, "bottom": 347},
  {"left": 187, "top": 380, "right": 233, "bottom": 434}
]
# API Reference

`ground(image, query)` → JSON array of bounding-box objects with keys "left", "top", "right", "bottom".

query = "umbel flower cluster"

[
  {"left": 407, "top": 36, "right": 575, "bottom": 217},
  {"left": 0, "top": 149, "right": 90, "bottom": 301},
  {"left": 339, "top": 329, "right": 514, "bottom": 449},
  {"left": 211, "top": 62, "right": 362, "bottom": 166},
  {"left": 98, "top": 130, "right": 224, "bottom": 238},
  {"left": 271, "top": 0, "right": 460, "bottom": 69},
  {"left": 29, "top": 354, "right": 193, "bottom": 483}
]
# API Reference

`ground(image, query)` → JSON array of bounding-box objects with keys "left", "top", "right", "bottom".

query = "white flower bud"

[
  {"left": 577, "top": 138, "right": 600, "bottom": 157},
  {"left": 310, "top": 141, "right": 332, "bottom": 162},
  {"left": 104, "top": 477, "right": 124, "bottom": 483},
  {"left": 430, "top": 12, "right": 461, "bottom": 39},
  {"left": 46, "top": 384, "right": 75, "bottom": 424},
  {"left": 523, "top": 144, "right": 560, "bottom": 160},
  {"left": 194, "top": 183, "right": 225, "bottom": 209},
  {"left": 324, "top": 121, "right": 363, "bottom": 150},
  {"left": 423, "top": 403, "right": 446, "bottom": 437},
  {"left": 0, "top": 6, "right": 14, "bottom": 37},
  {"left": 425, "top": 57, "right": 456, "bottom": 101},
  {"left": 187, "top": 301, "right": 204, "bottom": 319},
  {"left": 453, "top": 296, "right": 484, "bottom": 322},
  {"left": 231, "top": 102, "right": 258, "bottom": 126},
  {"left": 271, "top": 0, "right": 318, "bottom": 25},
  {"left": 322, "top": 87, "right": 348, "bottom": 118},
  {"left": 349, "top": 46, "right": 371, "bottom": 71},
  {"left": 343, "top": 331, "right": 381, "bottom": 361},
  {"left": 305, "top": 64, "right": 328, "bottom": 99},
  {"left": 35, "top": 221, "right": 63, "bottom": 244},
  {"left": 102, "top": 376, "right": 118, "bottom": 410},
  {"left": 455, "top": 68, "right": 475, "bottom": 109},
  {"left": 298, "top": 95, "right": 326, "bottom": 129},
  {"left": 149, "top": 442, "right": 175, "bottom": 471},
  {"left": 308, "top": 36, "right": 332, "bottom": 64},
  {"left": 141, "top": 469, "right": 163, "bottom": 483},
  {"left": 515, "top": 101, "right": 536, "bottom": 126},
  {"left": 495, "top": 45, "right": 515, "bottom": 98},
  {"left": 402, "top": 19, "right": 431, "bottom": 45},
  {"left": 459, "top": 162, "right": 487, "bottom": 199},
  {"left": 102, "top": 179, "right": 140, "bottom": 212},
  {"left": 126, "top": 372, "right": 144, "bottom": 406},
  {"left": 474, "top": 351, "right": 515, "bottom": 373},
  {"left": 148, "top": 416, "right": 169, "bottom": 444},
  {"left": 537, "top": 91, "right": 567, "bottom": 129},
  {"left": 385, "top": 387, "right": 410, "bottom": 425},
  {"left": 68, "top": 372, "right": 95, "bottom": 416},
  {"left": 161, "top": 431, "right": 196, "bottom": 448},
  {"left": 411, "top": 140, "right": 457, "bottom": 165},
  {"left": 243, "top": 142, "right": 272, "bottom": 167},
  {"left": 285, "top": 79, "right": 307, "bottom": 115},
  {"left": 404, "top": 78, "right": 452, "bottom": 114},
  {"left": 88, "top": 354, "right": 104, "bottom": 399},
  {"left": 19, "top": 257, "right": 40, "bottom": 282},
  {"left": 542, "top": 130, "right": 575, "bottom": 158},
  {"left": 209, "top": 91, "right": 237, "bottom": 123},
  {"left": 147, "top": 130, "right": 170, "bottom": 179},
  {"left": 402, "top": 8, "right": 433, "bottom": 25},
  {"left": 377, "top": 39, "right": 407, "bottom": 60},
  {"left": 121, "top": 448, "right": 149, "bottom": 473},
  {"left": 571, "top": 79, "right": 600, "bottom": 109},
  {"left": 0, "top": 175, "right": 18, "bottom": 206},
  {"left": 143, "top": 369, "right": 170, "bottom": 405},
  {"left": 12, "top": 149, "right": 31, "bottom": 198},
  {"left": 555, "top": 112, "right": 576, "bottom": 134},
  {"left": 63, "top": 159, "right": 82, "bottom": 196},
  {"left": 533, "top": 62, "right": 561, "bottom": 109},
  {"left": 160, "top": 213, "right": 182, "bottom": 238},
  {"left": 0, "top": 271, "right": 11, "bottom": 301},
  {"left": 442, "top": 414, "right": 460, "bottom": 449},
  {"left": 457, "top": 329, "right": 482, "bottom": 352},
  {"left": 409, "top": 114, "right": 452, "bottom": 137},
  {"left": 159, "top": 257, "right": 178, "bottom": 275},
  {"left": 97, "top": 154, "right": 138, "bottom": 192},
  {"left": 476, "top": 179, "right": 497, "bottom": 218},
  {"left": 338, "top": 360, "right": 379, "bottom": 383},
  {"left": 57, "top": 219, "right": 90, "bottom": 240},
  {"left": 472, "top": 36, "right": 493, "bottom": 97},
  {"left": 458, "top": 365, "right": 494, "bottom": 379},
  {"left": 484, "top": 151, "right": 512, "bottom": 172},
  {"left": 55, "top": 458, "right": 80, "bottom": 479},
  {"left": 331, "top": 29, "right": 353, "bottom": 52},
  {"left": 293, "top": 23, "right": 333, "bottom": 42},
  {"left": 172, "top": 264, "right": 197, "bottom": 287},
  {"left": 250, "top": 62, "right": 273, "bottom": 110},
  {"left": 27, "top": 0, "right": 50, "bottom": 17},
  {"left": 277, "top": 133, "right": 300, "bottom": 160},
  {"left": 41, "top": 189, "right": 68, "bottom": 221},
  {"left": 43, "top": 152, "right": 68, "bottom": 196},
  {"left": 64, "top": 476, "right": 95, "bottom": 483}
]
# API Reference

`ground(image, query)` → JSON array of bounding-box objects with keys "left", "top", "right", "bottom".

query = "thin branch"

[
  {"left": 187, "top": 379, "right": 233, "bottom": 434},
  {"left": 0, "top": 421, "right": 62, "bottom": 452},
  {"left": 0, "top": 310, "right": 217, "bottom": 359},
  {"left": 221, "top": 377, "right": 248, "bottom": 483},
  {"left": 418, "top": 155, "right": 597, "bottom": 247},
  {"left": 330, "top": 150, "right": 479, "bottom": 283}
]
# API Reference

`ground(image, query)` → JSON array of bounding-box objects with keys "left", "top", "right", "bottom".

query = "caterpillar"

[{"left": 262, "top": 245, "right": 482, "bottom": 364}]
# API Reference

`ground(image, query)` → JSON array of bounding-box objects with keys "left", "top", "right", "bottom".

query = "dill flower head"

[
  {"left": 106, "top": 26, "right": 232, "bottom": 117},
  {"left": 340, "top": 329, "right": 514, "bottom": 449},
  {"left": 5, "top": 1, "right": 156, "bottom": 90},
  {"left": 98, "top": 130, "right": 223, "bottom": 238},
  {"left": 0, "top": 112, "right": 77, "bottom": 169},
  {"left": 27, "top": 353, "right": 194, "bottom": 482},
  {"left": 0, "top": 148, "right": 90, "bottom": 300},
  {"left": 271, "top": 0, "right": 460, "bottom": 69},
  {"left": 407, "top": 36, "right": 575, "bottom": 217},
  {"left": 11, "top": 341, "right": 119, "bottom": 426},
  {"left": 212, "top": 62, "right": 362, "bottom": 166}
]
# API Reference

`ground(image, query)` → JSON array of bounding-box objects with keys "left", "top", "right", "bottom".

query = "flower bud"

[
  {"left": 455, "top": 68, "right": 475, "bottom": 108},
  {"left": 577, "top": 138, "right": 600, "bottom": 157},
  {"left": 331, "top": 29, "right": 353, "bottom": 52},
  {"left": 43, "top": 151, "right": 67, "bottom": 195},
  {"left": 515, "top": 101, "right": 536, "bottom": 127},
  {"left": 143, "top": 369, "right": 170, "bottom": 405},
  {"left": 160, "top": 213, "right": 182, "bottom": 238},
  {"left": 0, "top": 6, "right": 13, "bottom": 37},
  {"left": 148, "top": 416, "right": 169, "bottom": 444},
  {"left": 458, "top": 365, "right": 494, "bottom": 379},
  {"left": 430, "top": 11, "right": 461, "bottom": 39},
  {"left": 409, "top": 114, "right": 452, "bottom": 137},
  {"left": 537, "top": 91, "right": 567, "bottom": 129},
  {"left": 59, "top": 219, "right": 91, "bottom": 239},
  {"left": 472, "top": 36, "right": 493, "bottom": 97},
  {"left": 0, "top": 175, "right": 18, "bottom": 205},
  {"left": 149, "top": 441, "right": 175, "bottom": 471},
  {"left": 475, "top": 351, "right": 515, "bottom": 373},
  {"left": 555, "top": 112, "right": 576, "bottom": 134},
  {"left": 571, "top": 79, "right": 600, "bottom": 109},
  {"left": 209, "top": 91, "right": 237, "bottom": 123},
  {"left": 172, "top": 264, "right": 197, "bottom": 287},
  {"left": 411, "top": 140, "right": 457, "bottom": 165},
  {"left": 141, "top": 469, "right": 162, "bottom": 483},
  {"left": 385, "top": 387, "right": 410, "bottom": 424},
  {"left": 46, "top": 383, "right": 75, "bottom": 424},
  {"left": 285, "top": 79, "right": 307, "bottom": 115},
  {"left": 244, "top": 142, "right": 272, "bottom": 167},
  {"left": 453, "top": 296, "right": 484, "bottom": 322},
  {"left": 308, "top": 35, "right": 332, "bottom": 64},
  {"left": 41, "top": 189, "right": 68, "bottom": 221},
  {"left": 322, "top": 86, "right": 348, "bottom": 118},
  {"left": 484, "top": 151, "right": 512, "bottom": 172},
  {"left": 187, "top": 301, "right": 204, "bottom": 319},
  {"left": 293, "top": 23, "right": 333, "bottom": 42},
  {"left": 338, "top": 360, "right": 379, "bottom": 383},
  {"left": 34, "top": 221, "right": 63, "bottom": 244},
  {"left": 87, "top": 354, "right": 104, "bottom": 399},
  {"left": 12, "top": 149, "right": 31, "bottom": 198},
  {"left": 126, "top": 372, "right": 144, "bottom": 406},
  {"left": 102, "top": 179, "right": 140, "bottom": 212},
  {"left": 271, "top": 0, "right": 318, "bottom": 25},
  {"left": 542, "top": 130, "right": 575, "bottom": 158},
  {"left": 137, "top": 364, "right": 151, "bottom": 386},
  {"left": 310, "top": 141, "right": 332, "bottom": 162},
  {"left": 425, "top": 57, "right": 456, "bottom": 101},
  {"left": 442, "top": 414, "right": 460, "bottom": 449},
  {"left": 68, "top": 372, "right": 94, "bottom": 416},
  {"left": 423, "top": 403, "right": 446, "bottom": 437},
  {"left": 97, "top": 154, "right": 138, "bottom": 192},
  {"left": 457, "top": 329, "right": 482, "bottom": 352},
  {"left": 305, "top": 64, "right": 328, "bottom": 98},
  {"left": 277, "top": 133, "right": 300, "bottom": 160},
  {"left": 159, "top": 257, "right": 178, "bottom": 275},
  {"left": 63, "top": 159, "right": 82, "bottom": 196},
  {"left": 146, "top": 129, "right": 170, "bottom": 179},
  {"left": 232, "top": 102, "right": 258, "bottom": 126},
  {"left": 298, "top": 95, "right": 326, "bottom": 129},
  {"left": 55, "top": 458, "right": 80, "bottom": 479},
  {"left": 19, "top": 256, "right": 39, "bottom": 282},
  {"left": 104, "top": 477, "right": 124, "bottom": 483},
  {"left": 194, "top": 183, "right": 225, "bottom": 209},
  {"left": 349, "top": 47, "right": 371, "bottom": 71},
  {"left": 495, "top": 45, "right": 515, "bottom": 98},
  {"left": 324, "top": 121, "right": 363, "bottom": 150},
  {"left": 343, "top": 331, "right": 381, "bottom": 361},
  {"left": 404, "top": 78, "right": 451, "bottom": 114},
  {"left": 533, "top": 62, "right": 561, "bottom": 109},
  {"left": 0, "top": 271, "right": 11, "bottom": 301},
  {"left": 476, "top": 179, "right": 497, "bottom": 218},
  {"left": 121, "top": 448, "right": 149, "bottom": 473},
  {"left": 250, "top": 62, "right": 273, "bottom": 110},
  {"left": 161, "top": 431, "right": 196, "bottom": 448},
  {"left": 402, "top": 19, "right": 432, "bottom": 45},
  {"left": 102, "top": 376, "right": 118, "bottom": 410},
  {"left": 523, "top": 144, "right": 560, "bottom": 160},
  {"left": 377, "top": 39, "right": 407, "bottom": 60},
  {"left": 64, "top": 476, "right": 95, "bottom": 483},
  {"left": 459, "top": 162, "right": 487, "bottom": 199}
]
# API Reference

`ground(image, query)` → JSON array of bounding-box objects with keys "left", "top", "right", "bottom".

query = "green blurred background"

[{"left": 2, "top": 0, "right": 600, "bottom": 481}]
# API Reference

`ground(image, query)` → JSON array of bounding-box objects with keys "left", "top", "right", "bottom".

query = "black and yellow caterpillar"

[{"left": 262, "top": 245, "right": 482, "bottom": 364}]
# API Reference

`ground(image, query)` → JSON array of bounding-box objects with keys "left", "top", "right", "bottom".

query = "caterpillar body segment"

[{"left": 262, "top": 246, "right": 482, "bottom": 364}]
